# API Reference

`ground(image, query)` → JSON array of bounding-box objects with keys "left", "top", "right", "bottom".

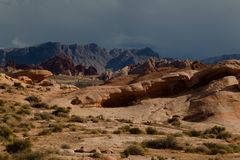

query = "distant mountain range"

[
  {"left": 0, "top": 42, "right": 160, "bottom": 73},
  {"left": 1, "top": 42, "right": 240, "bottom": 73},
  {"left": 202, "top": 54, "right": 240, "bottom": 64}
]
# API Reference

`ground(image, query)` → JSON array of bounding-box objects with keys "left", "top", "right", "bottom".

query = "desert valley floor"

[{"left": 1, "top": 60, "right": 240, "bottom": 160}]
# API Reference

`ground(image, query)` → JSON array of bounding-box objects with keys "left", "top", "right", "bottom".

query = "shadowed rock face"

[
  {"left": 74, "top": 60, "right": 240, "bottom": 123},
  {"left": 41, "top": 54, "right": 76, "bottom": 75},
  {"left": 101, "top": 79, "right": 188, "bottom": 108},
  {"left": 101, "top": 73, "right": 190, "bottom": 108}
]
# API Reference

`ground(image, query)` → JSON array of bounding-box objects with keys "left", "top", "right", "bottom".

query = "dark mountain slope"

[{"left": 0, "top": 42, "right": 160, "bottom": 73}]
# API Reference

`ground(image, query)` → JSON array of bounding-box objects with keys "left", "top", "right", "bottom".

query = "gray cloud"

[
  {"left": 0, "top": 0, "right": 240, "bottom": 59},
  {"left": 0, "top": 0, "right": 11, "bottom": 6}
]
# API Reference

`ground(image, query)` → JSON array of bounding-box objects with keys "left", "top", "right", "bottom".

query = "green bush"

[
  {"left": 187, "top": 143, "right": 240, "bottom": 155},
  {"left": 61, "top": 144, "right": 71, "bottom": 149},
  {"left": 34, "top": 112, "right": 54, "bottom": 121},
  {"left": 6, "top": 139, "right": 32, "bottom": 154},
  {"left": 129, "top": 128, "right": 143, "bottom": 134},
  {"left": 123, "top": 144, "right": 145, "bottom": 157},
  {"left": 187, "top": 130, "right": 202, "bottom": 137},
  {"left": 52, "top": 107, "right": 70, "bottom": 117},
  {"left": 204, "top": 143, "right": 232, "bottom": 155},
  {"left": 204, "top": 126, "right": 225, "bottom": 135},
  {"left": 203, "top": 126, "right": 231, "bottom": 140},
  {"left": 186, "top": 126, "right": 232, "bottom": 140},
  {"left": 185, "top": 145, "right": 210, "bottom": 154},
  {"left": 113, "top": 130, "right": 122, "bottom": 134},
  {"left": 146, "top": 127, "right": 158, "bottom": 135},
  {"left": 143, "top": 135, "right": 179, "bottom": 150},
  {"left": 69, "top": 115, "right": 86, "bottom": 123},
  {"left": 114, "top": 125, "right": 145, "bottom": 134},
  {"left": 0, "top": 125, "right": 13, "bottom": 141},
  {"left": 25, "top": 96, "right": 40, "bottom": 104},
  {"left": 16, "top": 105, "right": 31, "bottom": 115},
  {"left": 18, "top": 123, "right": 34, "bottom": 132},
  {"left": 117, "top": 125, "right": 131, "bottom": 133},
  {"left": 49, "top": 124, "right": 63, "bottom": 133},
  {"left": 31, "top": 103, "right": 49, "bottom": 109}
]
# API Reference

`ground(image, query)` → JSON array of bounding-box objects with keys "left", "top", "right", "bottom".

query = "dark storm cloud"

[{"left": 0, "top": 0, "right": 240, "bottom": 58}]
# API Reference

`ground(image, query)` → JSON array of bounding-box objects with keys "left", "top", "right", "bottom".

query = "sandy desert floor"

[{"left": 0, "top": 78, "right": 240, "bottom": 160}]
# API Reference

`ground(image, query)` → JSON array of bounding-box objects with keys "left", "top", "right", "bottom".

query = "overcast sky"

[{"left": 0, "top": 0, "right": 240, "bottom": 59}]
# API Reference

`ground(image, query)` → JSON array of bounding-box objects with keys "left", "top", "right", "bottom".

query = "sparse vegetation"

[
  {"left": 69, "top": 115, "right": 86, "bottom": 123},
  {"left": 49, "top": 124, "right": 63, "bottom": 132},
  {"left": 129, "top": 127, "right": 143, "bottom": 134},
  {"left": 6, "top": 139, "right": 32, "bottom": 154},
  {"left": 167, "top": 116, "right": 181, "bottom": 127},
  {"left": 86, "top": 115, "right": 105, "bottom": 123},
  {"left": 186, "top": 129, "right": 202, "bottom": 137},
  {"left": 122, "top": 144, "right": 145, "bottom": 157},
  {"left": 143, "top": 135, "right": 180, "bottom": 150},
  {"left": 61, "top": 144, "right": 71, "bottom": 149},
  {"left": 185, "top": 143, "right": 240, "bottom": 155},
  {"left": 25, "top": 96, "right": 40, "bottom": 104},
  {"left": 0, "top": 125, "right": 13, "bottom": 141},
  {"left": 186, "top": 126, "right": 232, "bottom": 140},
  {"left": 52, "top": 106, "right": 70, "bottom": 117},
  {"left": 84, "top": 128, "right": 108, "bottom": 134},
  {"left": 34, "top": 112, "right": 54, "bottom": 121},
  {"left": 203, "top": 126, "right": 231, "bottom": 140},
  {"left": 146, "top": 127, "right": 158, "bottom": 135},
  {"left": 185, "top": 145, "right": 210, "bottom": 154},
  {"left": 31, "top": 102, "right": 49, "bottom": 109},
  {"left": 114, "top": 125, "right": 141, "bottom": 134},
  {"left": 16, "top": 105, "right": 31, "bottom": 115},
  {"left": 204, "top": 143, "right": 240, "bottom": 155}
]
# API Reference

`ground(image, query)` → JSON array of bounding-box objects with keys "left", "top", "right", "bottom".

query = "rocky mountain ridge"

[
  {"left": 0, "top": 42, "right": 161, "bottom": 73},
  {"left": 202, "top": 54, "right": 240, "bottom": 64}
]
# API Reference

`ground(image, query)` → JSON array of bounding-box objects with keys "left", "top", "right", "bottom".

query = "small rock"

[
  {"left": 17, "top": 76, "right": 33, "bottom": 84},
  {"left": 90, "top": 148, "right": 102, "bottom": 154},
  {"left": 59, "top": 149, "right": 75, "bottom": 155},
  {"left": 39, "top": 79, "right": 54, "bottom": 86}
]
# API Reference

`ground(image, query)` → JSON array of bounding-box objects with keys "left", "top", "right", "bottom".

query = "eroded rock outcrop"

[
  {"left": 189, "top": 60, "right": 240, "bottom": 88},
  {"left": 184, "top": 76, "right": 239, "bottom": 122},
  {"left": 17, "top": 76, "right": 33, "bottom": 85},
  {"left": 67, "top": 60, "right": 240, "bottom": 125},
  {"left": 9, "top": 69, "right": 53, "bottom": 83}
]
